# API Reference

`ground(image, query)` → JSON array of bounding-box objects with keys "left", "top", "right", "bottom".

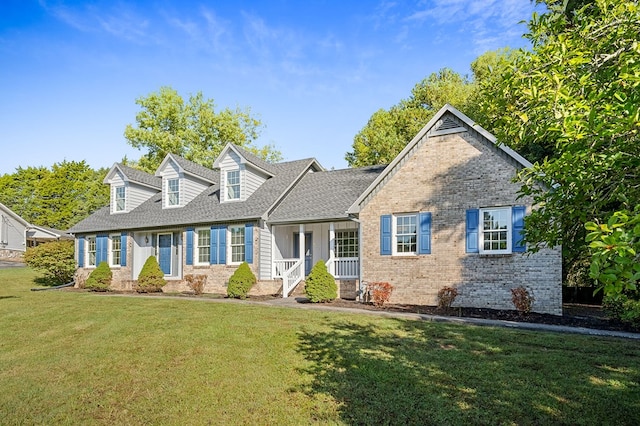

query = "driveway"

[{"left": 0, "top": 260, "right": 26, "bottom": 268}]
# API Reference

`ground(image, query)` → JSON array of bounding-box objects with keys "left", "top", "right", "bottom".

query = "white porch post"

[
  {"left": 328, "top": 222, "right": 336, "bottom": 276},
  {"left": 271, "top": 224, "right": 276, "bottom": 279},
  {"left": 298, "top": 224, "right": 305, "bottom": 264}
]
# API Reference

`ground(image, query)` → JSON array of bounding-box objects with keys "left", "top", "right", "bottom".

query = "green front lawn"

[{"left": 1, "top": 267, "right": 638, "bottom": 425}]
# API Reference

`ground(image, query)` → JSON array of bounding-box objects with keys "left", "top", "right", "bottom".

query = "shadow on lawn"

[{"left": 296, "top": 318, "right": 640, "bottom": 425}]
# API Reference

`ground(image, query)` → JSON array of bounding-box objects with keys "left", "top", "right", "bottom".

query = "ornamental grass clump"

[
  {"left": 185, "top": 274, "right": 207, "bottom": 295},
  {"left": 227, "top": 262, "right": 256, "bottom": 299},
  {"left": 511, "top": 286, "right": 535, "bottom": 314},
  {"left": 305, "top": 261, "right": 337, "bottom": 303},
  {"left": 136, "top": 256, "right": 166, "bottom": 293},
  {"left": 84, "top": 261, "right": 112, "bottom": 292},
  {"left": 369, "top": 282, "right": 394, "bottom": 307},
  {"left": 437, "top": 286, "right": 459, "bottom": 310}
]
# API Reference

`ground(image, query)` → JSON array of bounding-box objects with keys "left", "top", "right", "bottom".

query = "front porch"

[{"left": 271, "top": 221, "right": 360, "bottom": 298}]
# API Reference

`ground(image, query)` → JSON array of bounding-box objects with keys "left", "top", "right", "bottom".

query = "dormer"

[
  {"left": 103, "top": 164, "right": 161, "bottom": 214},
  {"left": 155, "top": 154, "right": 216, "bottom": 209},
  {"left": 213, "top": 144, "right": 275, "bottom": 203}
]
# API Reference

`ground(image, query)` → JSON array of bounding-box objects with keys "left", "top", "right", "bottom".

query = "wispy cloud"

[
  {"left": 39, "top": 1, "right": 158, "bottom": 45},
  {"left": 404, "top": 0, "right": 534, "bottom": 52}
]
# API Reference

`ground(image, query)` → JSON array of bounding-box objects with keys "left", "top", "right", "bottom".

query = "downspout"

[{"left": 348, "top": 214, "right": 365, "bottom": 302}]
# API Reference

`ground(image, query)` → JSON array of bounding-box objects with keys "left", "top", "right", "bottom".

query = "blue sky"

[{"left": 0, "top": 0, "right": 540, "bottom": 174}]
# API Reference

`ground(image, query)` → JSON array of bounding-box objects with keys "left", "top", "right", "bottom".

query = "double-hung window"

[
  {"left": 196, "top": 229, "right": 211, "bottom": 264},
  {"left": 230, "top": 225, "right": 245, "bottom": 263},
  {"left": 110, "top": 235, "right": 122, "bottom": 266},
  {"left": 380, "top": 212, "right": 431, "bottom": 256},
  {"left": 395, "top": 215, "right": 417, "bottom": 254},
  {"left": 87, "top": 236, "right": 97, "bottom": 267},
  {"left": 115, "top": 186, "right": 126, "bottom": 212},
  {"left": 227, "top": 170, "right": 240, "bottom": 200},
  {"left": 167, "top": 178, "right": 180, "bottom": 206},
  {"left": 466, "top": 206, "right": 526, "bottom": 254},
  {"left": 480, "top": 207, "right": 510, "bottom": 253}
]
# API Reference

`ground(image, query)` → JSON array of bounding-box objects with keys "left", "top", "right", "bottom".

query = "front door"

[
  {"left": 158, "top": 233, "right": 173, "bottom": 275},
  {"left": 294, "top": 232, "right": 313, "bottom": 275}
]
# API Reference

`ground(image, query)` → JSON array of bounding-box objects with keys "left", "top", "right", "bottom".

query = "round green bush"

[
  {"left": 85, "top": 261, "right": 112, "bottom": 291},
  {"left": 136, "top": 256, "right": 166, "bottom": 293},
  {"left": 227, "top": 262, "right": 256, "bottom": 299},
  {"left": 305, "top": 261, "right": 337, "bottom": 303}
]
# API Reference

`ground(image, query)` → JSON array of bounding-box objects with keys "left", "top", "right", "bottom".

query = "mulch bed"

[{"left": 294, "top": 298, "right": 639, "bottom": 333}]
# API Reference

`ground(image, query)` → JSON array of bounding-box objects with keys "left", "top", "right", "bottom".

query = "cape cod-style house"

[{"left": 69, "top": 105, "right": 562, "bottom": 315}]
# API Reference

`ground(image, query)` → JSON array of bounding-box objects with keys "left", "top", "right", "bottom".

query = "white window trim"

[
  {"left": 86, "top": 235, "right": 97, "bottom": 268},
  {"left": 226, "top": 169, "right": 241, "bottom": 201},
  {"left": 479, "top": 207, "right": 512, "bottom": 254},
  {"left": 195, "top": 227, "right": 211, "bottom": 266},
  {"left": 114, "top": 186, "right": 126, "bottom": 212},
  {"left": 228, "top": 225, "right": 245, "bottom": 265},
  {"left": 166, "top": 178, "right": 181, "bottom": 208},
  {"left": 109, "top": 234, "right": 122, "bottom": 267},
  {"left": 393, "top": 213, "right": 418, "bottom": 256}
]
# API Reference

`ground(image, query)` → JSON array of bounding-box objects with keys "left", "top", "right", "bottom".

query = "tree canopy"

[
  {"left": 477, "top": 0, "right": 640, "bottom": 293},
  {"left": 346, "top": 50, "right": 517, "bottom": 168},
  {"left": 0, "top": 161, "right": 109, "bottom": 230},
  {"left": 124, "top": 86, "right": 282, "bottom": 173}
]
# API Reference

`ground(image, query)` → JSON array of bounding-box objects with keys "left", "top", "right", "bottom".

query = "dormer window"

[
  {"left": 167, "top": 178, "right": 180, "bottom": 206},
  {"left": 227, "top": 170, "right": 240, "bottom": 200},
  {"left": 115, "top": 186, "right": 126, "bottom": 212}
]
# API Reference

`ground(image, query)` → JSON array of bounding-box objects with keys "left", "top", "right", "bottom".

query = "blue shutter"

[
  {"left": 245, "top": 223, "right": 253, "bottom": 264},
  {"left": 210, "top": 226, "right": 218, "bottom": 264},
  {"left": 78, "top": 237, "right": 85, "bottom": 267},
  {"left": 512, "top": 206, "right": 526, "bottom": 253},
  {"left": 186, "top": 228, "right": 194, "bottom": 265},
  {"left": 466, "top": 209, "right": 479, "bottom": 253},
  {"left": 418, "top": 212, "right": 432, "bottom": 254},
  {"left": 121, "top": 232, "right": 127, "bottom": 267},
  {"left": 96, "top": 235, "right": 108, "bottom": 265},
  {"left": 218, "top": 226, "right": 227, "bottom": 265},
  {"left": 380, "top": 215, "right": 392, "bottom": 255}
]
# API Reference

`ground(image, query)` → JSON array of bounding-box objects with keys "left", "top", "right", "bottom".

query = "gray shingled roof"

[
  {"left": 170, "top": 154, "right": 217, "bottom": 183},
  {"left": 116, "top": 164, "right": 162, "bottom": 189},
  {"left": 232, "top": 144, "right": 278, "bottom": 176},
  {"left": 268, "top": 165, "right": 386, "bottom": 223},
  {"left": 69, "top": 158, "right": 316, "bottom": 233}
]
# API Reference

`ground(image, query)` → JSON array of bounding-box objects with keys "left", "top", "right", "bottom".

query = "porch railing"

[
  {"left": 274, "top": 258, "right": 298, "bottom": 278},
  {"left": 326, "top": 257, "right": 359, "bottom": 279},
  {"left": 282, "top": 259, "right": 304, "bottom": 298}
]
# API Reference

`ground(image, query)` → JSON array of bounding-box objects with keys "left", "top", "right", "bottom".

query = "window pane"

[
  {"left": 227, "top": 171, "right": 240, "bottom": 200},
  {"left": 168, "top": 179, "right": 179, "bottom": 205},
  {"left": 481, "top": 208, "right": 510, "bottom": 253},
  {"left": 335, "top": 230, "right": 358, "bottom": 258},
  {"left": 230, "top": 226, "right": 245, "bottom": 262},
  {"left": 197, "top": 230, "right": 210, "bottom": 263}
]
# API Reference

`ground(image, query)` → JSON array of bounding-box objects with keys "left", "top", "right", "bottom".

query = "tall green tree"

[
  {"left": 124, "top": 86, "right": 281, "bottom": 173},
  {"left": 346, "top": 68, "right": 475, "bottom": 167},
  {"left": 346, "top": 52, "right": 517, "bottom": 168},
  {"left": 0, "top": 161, "right": 108, "bottom": 230},
  {"left": 477, "top": 0, "right": 640, "bottom": 291}
]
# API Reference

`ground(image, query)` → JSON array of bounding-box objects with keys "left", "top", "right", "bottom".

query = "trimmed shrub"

[
  {"left": 136, "top": 256, "right": 166, "bottom": 293},
  {"left": 511, "top": 286, "right": 535, "bottom": 314},
  {"left": 227, "top": 262, "right": 256, "bottom": 299},
  {"left": 23, "top": 240, "right": 75, "bottom": 285},
  {"left": 305, "top": 261, "right": 337, "bottom": 303},
  {"left": 185, "top": 274, "right": 207, "bottom": 295},
  {"left": 369, "top": 282, "right": 394, "bottom": 307},
  {"left": 84, "top": 261, "right": 112, "bottom": 291},
  {"left": 437, "top": 286, "right": 458, "bottom": 310}
]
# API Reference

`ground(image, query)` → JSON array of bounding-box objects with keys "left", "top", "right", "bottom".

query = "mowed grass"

[{"left": 1, "top": 268, "right": 639, "bottom": 425}]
